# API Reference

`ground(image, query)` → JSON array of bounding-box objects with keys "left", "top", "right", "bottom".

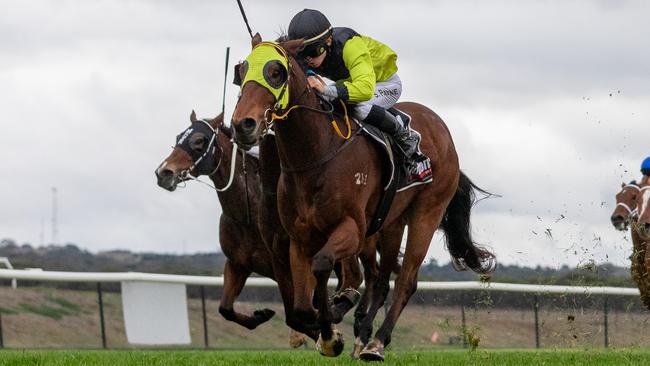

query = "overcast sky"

[{"left": 1, "top": 0, "right": 649, "bottom": 269}]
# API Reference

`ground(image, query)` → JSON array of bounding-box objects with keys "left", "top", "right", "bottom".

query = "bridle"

[
  {"left": 247, "top": 42, "right": 345, "bottom": 140},
  {"left": 616, "top": 184, "right": 640, "bottom": 218},
  {"left": 178, "top": 119, "right": 239, "bottom": 192}
]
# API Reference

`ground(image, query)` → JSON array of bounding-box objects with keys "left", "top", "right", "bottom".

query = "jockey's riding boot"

[{"left": 363, "top": 105, "right": 425, "bottom": 162}]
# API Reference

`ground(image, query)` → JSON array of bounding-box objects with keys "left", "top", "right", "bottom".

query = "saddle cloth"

[{"left": 328, "top": 101, "right": 432, "bottom": 236}]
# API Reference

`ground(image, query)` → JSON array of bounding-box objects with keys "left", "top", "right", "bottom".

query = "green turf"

[{"left": 1, "top": 349, "right": 650, "bottom": 366}]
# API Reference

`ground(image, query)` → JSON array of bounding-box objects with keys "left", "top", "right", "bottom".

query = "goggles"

[{"left": 300, "top": 41, "right": 328, "bottom": 58}]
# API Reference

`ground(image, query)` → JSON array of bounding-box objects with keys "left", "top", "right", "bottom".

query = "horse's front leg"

[
  {"left": 270, "top": 234, "right": 320, "bottom": 341},
  {"left": 330, "top": 255, "right": 362, "bottom": 324},
  {"left": 289, "top": 239, "right": 319, "bottom": 331},
  {"left": 313, "top": 217, "right": 360, "bottom": 357},
  {"left": 218, "top": 260, "right": 275, "bottom": 329},
  {"left": 351, "top": 237, "right": 380, "bottom": 359}
]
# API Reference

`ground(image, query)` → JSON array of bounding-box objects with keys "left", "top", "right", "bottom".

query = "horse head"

[
  {"left": 611, "top": 181, "right": 640, "bottom": 231},
  {"left": 155, "top": 111, "right": 226, "bottom": 191},
  {"left": 635, "top": 177, "right": 650, "bottom": 240},
  {"left": 231, "top": 33, "right": 305, "bottom": 149}
]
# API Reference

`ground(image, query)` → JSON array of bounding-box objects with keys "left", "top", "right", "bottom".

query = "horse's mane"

[
  {"left": 219, "top": 124, "right": 233, "bottom": 139},
  {"left": 275, "top": 33, "right": 309, "bottom": 71},
  {"left": 275, "top": 33, "right": 289, "bottom": 43}
]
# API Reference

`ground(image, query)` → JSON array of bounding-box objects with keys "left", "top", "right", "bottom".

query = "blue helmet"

[{"left": 642, "top": 156, "right": 650, "bottom": 175}]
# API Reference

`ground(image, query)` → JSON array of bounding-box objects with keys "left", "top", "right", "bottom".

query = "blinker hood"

[{"left": 240, "top": 42, "right": 290, "bottom": 110}]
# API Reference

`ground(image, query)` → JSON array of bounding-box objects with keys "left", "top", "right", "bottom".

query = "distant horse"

[
  {"left": 611, "top": 181, "right": 650, "bottom": 308},
  {"left": 155, "top": 111, "right": 362, "bottom": 344},
  {"left": 634, "top": 177, "right": 650, "bottom": 309},
  {"left": 636, "top": 177, "right": 650, "bottom": 240},
  {"left": 230, "top": 35, "right": 495, "bottom": 360}
]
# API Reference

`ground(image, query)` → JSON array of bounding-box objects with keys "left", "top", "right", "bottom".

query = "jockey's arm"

[{"left": 321, "top": 36, "right": 376, "bottom": 103}]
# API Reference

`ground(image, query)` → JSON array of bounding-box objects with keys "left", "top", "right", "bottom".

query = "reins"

[{"left": 255, "top": 42, "right": 351, "bottom": 141}]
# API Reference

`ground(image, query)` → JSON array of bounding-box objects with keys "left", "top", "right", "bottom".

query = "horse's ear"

[
  {"left": 252, "top": 33, "right": 262, "bottom": 48},
  {"left": 211, "top": 113, "right": 224, "bottom": 127},
  {"left": 281, "top": 39, "right": 304, "bottom": 58},
  {"left": 190, "top": 110, "right": 197, "bottom": 123},
  {"left": 621, "top": 182, "right": 626, "bottom": 188}
]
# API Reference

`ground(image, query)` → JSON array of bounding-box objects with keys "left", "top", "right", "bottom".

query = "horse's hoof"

[
  {"left": 289, "top": 331, "right": 308, "bottom": 349},
  {"left": 316, "top": 328, "right": 344, "bottom": 357},
  {"left": 253, "top": 308, "right": 275, "bottom": 323},
  {"left": 333, "top": 287, "right": 361, "bottom": 306},
  {"left": 350, "top": 336, "right": 364, "bottom": 359},
  {"left": 359, "top": 339, "right": 385, "bottom": 362}
]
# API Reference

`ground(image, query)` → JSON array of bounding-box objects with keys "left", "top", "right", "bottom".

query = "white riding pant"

[{"left": 353, "top": 73, "right": 402, "bottom": 120}]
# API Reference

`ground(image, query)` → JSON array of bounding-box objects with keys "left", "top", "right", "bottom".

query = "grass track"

[{"left": 1, "top": 349, "right": 650, "bottom": 366}]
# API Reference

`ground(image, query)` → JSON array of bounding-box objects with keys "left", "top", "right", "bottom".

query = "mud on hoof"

[
  {"left": 332, "top": 287, "right": 361, "bottom": 307},
  {"left": 316, "top": 328, "right": 345, "bottom": 357},
  {"left": 330, "top": 288, "right": 362, "bottom": 323},
  {"left": 289, "top": 331, "right": 308, "bottom": 349},
  {"left": 359, "top": 339, "right": 385, "bottom": 362},
  {"left": 253, "top": 308, "right": 275, "bottom": 324},
  {"left": 350, "top": 336, "right": 365, "bottom": 359}
]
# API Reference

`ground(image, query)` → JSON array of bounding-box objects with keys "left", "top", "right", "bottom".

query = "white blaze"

[{"left": 643, "top": 189, "right": 650, "bottom": 218}]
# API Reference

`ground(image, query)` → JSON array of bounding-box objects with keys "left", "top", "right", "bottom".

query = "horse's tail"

[{"left": 440, "top": 171, "right": 497, "bottom": 274}]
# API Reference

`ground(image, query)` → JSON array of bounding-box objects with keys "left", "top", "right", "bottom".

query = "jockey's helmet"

[
  {"left": 642, "top": 156, "right": 650, "bottom": 175},
  {"left": 288, "top": 9, "right": 332, "bottom": 58}
]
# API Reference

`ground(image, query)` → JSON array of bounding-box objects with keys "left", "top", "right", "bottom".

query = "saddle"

[{"left": 330, "top": 102, "right": 433, "bottom": 236}]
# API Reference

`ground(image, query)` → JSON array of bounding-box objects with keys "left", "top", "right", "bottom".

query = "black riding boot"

[{"left": 363, "top": 105, "right": 425, "bottom": 161}]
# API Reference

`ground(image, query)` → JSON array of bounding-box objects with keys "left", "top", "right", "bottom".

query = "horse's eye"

[
  {"left": 190, "top": 136, "right": 206, "bottom": 151},
  {"left": 263, "top": 60, "right": 286, "bottom": 88}
]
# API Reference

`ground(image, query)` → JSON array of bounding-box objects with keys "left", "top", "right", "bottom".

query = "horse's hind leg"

[
  {"left": 218, "top": 260, "right": 275, "bottom": 330},
  {"left": 354, "top": 223, "right": 403, "bottom": 358},
  {"left": 631, "top": 230, "right": 650, "bottom": 308},
  {"left": 360, "top": 206, "right": 445, "bottom": 362},
  {"left": 350, "top": 236, "right": 380, "bottom": 359}
]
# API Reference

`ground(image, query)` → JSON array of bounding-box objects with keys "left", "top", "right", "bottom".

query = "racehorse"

[
  {"left": 611, "top": 182, "right": 640, "bottom": 231},
  {"left": 155, "top": 111, "right": 362, "bottom": 344},
  {"left": 230, "top": 35, "right": 496, "bottom": 360},
  {"left": 636, "top": 177, "right": 650, "bottom": 241},
  {"left": 611, "top": 181, "right": 650, "bottom": 308},
  {"left": 634, "top": 176, "right": 650, "bottom": 309}
]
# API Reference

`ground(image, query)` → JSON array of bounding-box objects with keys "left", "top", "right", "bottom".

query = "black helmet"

[{"left": 288, "top": 9, "right": 332, "bottom": 45}]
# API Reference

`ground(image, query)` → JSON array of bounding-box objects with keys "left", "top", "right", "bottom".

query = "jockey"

[
  {"left": 287, "top": 9, "right": 426, "bottom": 167},
  {"left": 642, "top": 156, "right": 650, "bottom": 176}
]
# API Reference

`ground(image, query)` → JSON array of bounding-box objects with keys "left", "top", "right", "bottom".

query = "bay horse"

[
  {"left": 230, "top": 35, "right": 495, "bottom": 360},
  {"left": 155, "top": 111, "right": 362, "bottom": 344},
  {"left": 611, "top": 181, "right": 650, "bottom": 308}
]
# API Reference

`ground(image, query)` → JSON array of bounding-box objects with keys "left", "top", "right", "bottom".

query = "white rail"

[
  {"left": 0, "top": 269, "right": 640, "bottom": 296},
  {"left": 0, "top": 258, "right": 16, "bottom": 289}
]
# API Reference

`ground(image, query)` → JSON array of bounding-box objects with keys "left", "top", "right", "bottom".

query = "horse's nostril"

[
  {"left": 242, "top": 118, "right": 256, "bottom": 130},
  {"left": 157, "top": 168, "right": 173, "bottom": 179}
]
